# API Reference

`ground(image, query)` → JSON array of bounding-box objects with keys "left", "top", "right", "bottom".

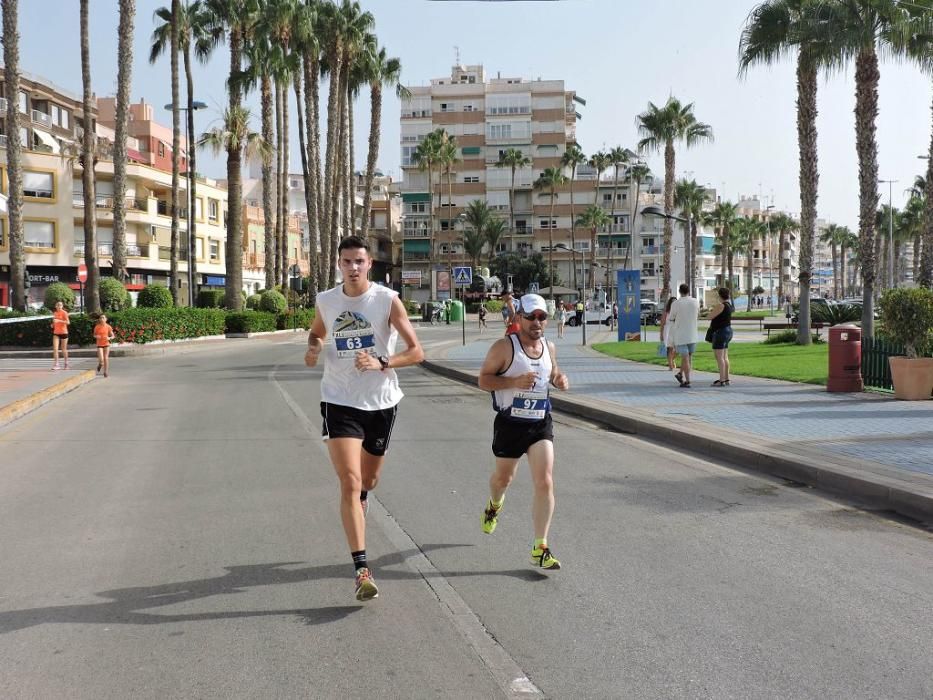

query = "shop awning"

[
  {"left": 402, "top": 192, "right": 431, "bottom": 203},
  {"left": 403, "top": 239, "right": 430, "bottom": 253}
]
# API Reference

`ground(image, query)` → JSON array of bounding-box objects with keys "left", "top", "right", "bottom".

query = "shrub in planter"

[
  {"left": 878, "top": 287, "right": 933, "bottom": 400},
  {"left": 225, "top": 311, "right": 277, "bottom": 334},
  {"left": 259, "top": 289, "right": 287, "bottom": 314},
  {"left": 197, "top": 289, "right": 225, "bottom": 308},
  {"left": 245, "top": 294, "right": 262, "bottom": 311},
  {"left": 44, "top": 282, "right": 76, "bottom": 311},
  {"left": 137, "top": 284, "right": 174, "bottom": 308},
  {"left": 99, "top": 278, "right": 130, "bottom": 312}
]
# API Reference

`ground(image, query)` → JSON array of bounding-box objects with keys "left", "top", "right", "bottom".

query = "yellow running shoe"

[
  {"left": 354, "top": 567, "right": 379, "bottom": 601},
  {"left": 531, "top": 546, "right": 561, "bottom": 570},
  {"left": 481, "top": 499, "right": 502, "bottom": 534}
]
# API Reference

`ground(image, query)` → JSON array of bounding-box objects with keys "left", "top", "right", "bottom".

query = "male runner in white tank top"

[
  {"left": 305, "top": 236, "right": 424, "bottom": 601},
  {"left": 477, "top": 293, "right": 569, "bottom": 570}
]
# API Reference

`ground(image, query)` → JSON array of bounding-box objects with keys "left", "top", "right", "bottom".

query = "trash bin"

[
  {"left": 422, "top": 301, "right": 435, "bottom": 323},
  {"left": 827, "top": 324, "right": 863, "bottom": 392},
  {"left": 448, "top": 300, "right": 464, "bottom": 322}
]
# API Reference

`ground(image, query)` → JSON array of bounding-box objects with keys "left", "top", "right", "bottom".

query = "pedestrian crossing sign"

[{"left": 453, "top": 266, "right": 472, "bottom": 286}]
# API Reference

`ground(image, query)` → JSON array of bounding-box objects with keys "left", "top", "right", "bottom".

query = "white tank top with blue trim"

[{"left": 492, "top": 334, "right": 552, "bottom": 420}]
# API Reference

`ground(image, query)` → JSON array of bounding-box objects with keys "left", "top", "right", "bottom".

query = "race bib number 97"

[{"left": 510, "top": 391, "right": 550, "bottom": 420}]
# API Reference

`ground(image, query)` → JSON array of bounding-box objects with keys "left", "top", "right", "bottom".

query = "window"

[
  {"left": 486, "top": 94, "right": 531, "bottom": 115},
  {"left": 291, "top": 179, "right": 300, "bottom": 188},
  {"left": 603, "top": 193, "right": 613, "bottom": 202},
  {"left": 463, "top": 176, "right": 479, "bottom": 183},
  {"left": 208, "top": 199, "right": 219, "bottom": 221},
  {"left": 406, "top": 202, "right": 427, "bottom": 214},
  {"left": 23, "top": 170, "right": 54, "bottom": 198},
  {"left": 538, "top": 219, "right": 557, "bottom": 229},
  {"left": 18, "top": 91, "right": 27, "bottom": 113},
  {"left": 158, "top": 141, "right": 165, "bottom": 157},
  {"left": 464, "top": 104, "right": 474, "bottom": 112},
  {"left": 24, "top": 220, "right": 55, "bottom": 249},
  {"left": 0, "top": 218, "right": 6, "bottom": 248},
  {"left": 195, "top": 198, "right": 203, "bottom": 220},
  {"left": 209, "top": 239, "right": 220, "bottom": 261},
  {"left": 196, "top": 238, "right": 205, "bottom": 259},
  {"left": 495, "top": 243, "right": 507, "bottom": 253},
  {"left": 401, "top": 145, "right": 417, "bottom": 166}
]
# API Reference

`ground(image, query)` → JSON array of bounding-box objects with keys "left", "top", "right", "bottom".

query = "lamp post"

[
  {"left": 165, "top": 100, "right": 207, "bottom": 306},
  {"left": 765, "top": 204, "right": 775, "bottom": 314},
  {"left": 642, "top": 205, "right": 687, "bottom": 303},
  {"left": 544, "top": 243, "right": 588, "bottom": 346},
  {"left": 878, "top": 179, "right": 897, "bottom": 289}
]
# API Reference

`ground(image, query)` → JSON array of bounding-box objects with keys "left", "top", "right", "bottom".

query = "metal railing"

[
  {"left": 861, "top": 336, "right": 902, "bottom": 391},
  {"left": 31, "top": 109, "right": 52, "bottom": 127}
]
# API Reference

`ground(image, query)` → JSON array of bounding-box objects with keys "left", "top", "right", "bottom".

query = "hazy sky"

[{"left": 15, "top": 0, "right": 932, "bottom": 229}]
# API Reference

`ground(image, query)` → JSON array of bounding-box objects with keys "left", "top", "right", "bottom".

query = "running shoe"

[
  {"left": 51, "top": 365, "right": 59, "bottom": 371},
  {"left": 481, "top": 499, "right": 502, "bottom": 534},
  {"left": 97, "top": 362, "right": 102, "bottom": 374},
  {"left": 530, "top": 546, "right": 561, "bottom": 570},
  {"left": 354, "top": 567, "right": 379, "bottom": 601},
  {"left": 360, "top": 496, "right": 369, "bottom": 518}
]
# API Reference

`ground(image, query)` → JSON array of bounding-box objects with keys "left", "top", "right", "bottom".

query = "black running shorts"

[
  {"left": 491, "top": 412, "right": 553, "bottom": 459},
  {"left": 320, "top": 402, "right": 398, "bottom": 457}
]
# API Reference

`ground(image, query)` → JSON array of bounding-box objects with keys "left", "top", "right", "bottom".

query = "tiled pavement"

[{"left": 440, "top": 327, "right": 933, "bottom": 480}]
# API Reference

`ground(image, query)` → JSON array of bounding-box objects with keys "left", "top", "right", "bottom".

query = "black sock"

[
  {"left": 351, "top": 550, "right": 367, "bottom": 572},
  {"left": 360, "top": 490, "right": 368, "bottom": 502}
]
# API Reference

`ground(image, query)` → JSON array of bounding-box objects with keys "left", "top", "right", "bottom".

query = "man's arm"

[
  {"left": 386, "top": 296, "right": 424, "bottom": 368},
  {"left": 304, "top": 312, "right": 327, "bottom": 367},
  {"left": 478, "top": 338, "right": 536, "bottom": 391},
  {"left": 547, "top": 340, "right": 570, "bottom": 391}
]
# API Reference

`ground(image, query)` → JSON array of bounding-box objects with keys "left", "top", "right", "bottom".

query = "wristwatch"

[{"left": 377, "top": 355, "right": 390, "bottom": 371}]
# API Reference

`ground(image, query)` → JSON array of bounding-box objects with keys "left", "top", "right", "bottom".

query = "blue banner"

[{"left": 617, "top": 270, "right": 641, "bottom": 341}]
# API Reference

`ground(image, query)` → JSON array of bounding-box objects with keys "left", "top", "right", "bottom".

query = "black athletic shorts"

[
  {"left": 320, "top": 402, "right": 398, "bottom": 457},
  {"left": 54, "top": 334, "right": 69, "bottom": 340},
  {"left": 492, "top": 412, "right": 553, "bottom": 459}
]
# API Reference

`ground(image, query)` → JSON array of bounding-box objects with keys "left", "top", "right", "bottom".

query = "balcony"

[
  {"left": 401, "top": 109, "right": 432, "bottom": 119},
  {"left": 0, "top": 134, "right": 6, "bottom": 148},
  {"left": 0, "top": 97, "right": 6, "bottom": 112},
  {"left": 31, "top": 109, "right": 52, "bottom": 128},
  {"left": 486, "top": 106, "right": 531, "bottom": 116},
  {"left": 158, "top": 246, "right": 188, "bottom": 261},
  {"left": 403, "top": 228, "right": 431, "bottom": 238},
  {"left": 641, "top": 245, "right": 660, "bottom": 255}
]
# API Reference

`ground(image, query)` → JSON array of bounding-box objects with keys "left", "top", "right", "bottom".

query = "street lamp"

[
  {"left": 165, "top": 100, "right": 207, "bottom": 306},
  {"left": 642, "top": 205, "right": 687, "bottom": 301},
  {"left": 765, "top": 204, "right": 775, "bottom": 314}
]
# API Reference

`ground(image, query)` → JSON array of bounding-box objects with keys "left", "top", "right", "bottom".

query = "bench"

[
  {"left": 739, "top": 314, "right": 767, "bottom": 331},
  {"left": 763, "top": 321, "right": 825, "bottom": 339}
]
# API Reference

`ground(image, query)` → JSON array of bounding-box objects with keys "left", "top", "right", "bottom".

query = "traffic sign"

[
  {"left": 529, "top": 281, "right": 539, "bottom": 293},
  {"left": 453, "top": 266, "right": 472, "bottom": 286},
  {"left": 77, "top": 263, "right": 88, "bottom": 283}
]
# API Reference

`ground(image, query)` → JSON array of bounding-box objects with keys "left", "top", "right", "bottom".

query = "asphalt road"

[{"left": 1, "top": 328, "right": 931, "bottom": 699}]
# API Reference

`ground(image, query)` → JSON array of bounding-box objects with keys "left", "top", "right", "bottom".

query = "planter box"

[{"left": 888, "top": 356, "right": 933, "bottom": 401}]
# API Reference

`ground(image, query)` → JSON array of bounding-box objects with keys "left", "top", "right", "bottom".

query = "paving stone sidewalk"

[{"left": 439, "top": 327, "right": 933, "bottom": 482}]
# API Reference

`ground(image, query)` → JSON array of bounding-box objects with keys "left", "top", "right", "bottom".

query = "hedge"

[
  {"left": 197, "top": 289, "right": 226, "bottom": 308},
  {"left": 225, "top": 311, "right": 277, "bottom": 334},
  {"left": 245, "top": 294, "right": 262, "bottom": 311},
  {"left": 100, "top": 278, "right": 131, "bottom": 311},
  {"left": 260, "top": 289, "right": 287, "bottom": 313},
  {"left": 44, "top": 282, "right": 77, "bottom": 311},
  {"left": 137, "top": 284, "right": 174, "bottom": 308},
  {"left": 0, "top": 307, "right": 227, "bottom": 347},
  {"left": 276, "top": 307, "right": 315, "bottom": 330}
]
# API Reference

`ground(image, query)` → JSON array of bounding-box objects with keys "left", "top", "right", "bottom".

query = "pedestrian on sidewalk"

[
  {"left": 501, "top": 290, "right": 519, "bottom": 335},
  {"left": 304, "top": 236, "right": 424, "bottom": 602},
  {"left": 50, "top": 301, "right": 70, "bottom": 370},
  {"left": 707, "top": 287, "right": 734, "bottom": 386},
  {"left": 478, "top": 301, "right": 488, "bottom": 332},
  {"left": 555, "top": 299, "right": 567, "bottom": 339},
  {"left": 659, "top": 296, "right": 677, "bottom": 371},
  {"left": 477, "top": 293, "right": 569, "bottom": 571},
  {"left": 93, "top": 314, "right": 115, "bottom": 378},
  {"left": 784, "top": 296, "right": 793, "bottom": 322},
  {"left": 668, "top": 284, "right": 699, "bottom": 388},
  {"left": 574, "top": 298, "right": 584, "bottom": 327}
]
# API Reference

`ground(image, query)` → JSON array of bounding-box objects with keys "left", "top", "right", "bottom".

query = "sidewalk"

[{"left": 424, "top": 324, "right": 933, "bottom": 525}]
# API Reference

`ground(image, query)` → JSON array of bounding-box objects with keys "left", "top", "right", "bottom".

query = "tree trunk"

[
  {"left": 920, "top": 85, "right": 933, "bottom": 288},
  {"left": 548, "top": 192, "right": 555, "bottom": 296},
  {"left": 224, "top": 26, "right": 244, "bottom": 311},
  {"left": 321, "top": 39, "right": 343, "bottom": 289},
  {"left": 569, "top": 166, "right": 577, "bottom": 291},
  {"left": 3, "top": 0, "right": 26, "bottom": 311},
  {"left": 746, "top": 240, "right": 753, "bottom": 311},
  {"left": 280, "top": 79, "right": 290, "bottom": 290},
  {"left": 111, "top": 0, "right": 134, "bottom": 284},
  {"left": 719, "top": 227, "right": 727, "bottom": 287},
  {"left": 169, "top": 0, "right": 180, "bottom": 306},
  {"left": 855, "top": 48, "right": 879, "bottom": 336},
  {"left": 796, "top": 54, "right": 819, "bottom": 345},
  {"left": 777, "top": 228, "right": 786, "bottom": 303},
  {"left": 274, "top": 79, "right": 284, "bottom": 286},
  {"left": 913, "top": 235, "right": 921, "bottom": 285},
  {"left": 184, "top": 41, "right": 197, "bottom": 302},
  {"left": 360, "top": 82, "right": 381, "bottom": 241},
  {"left": 302, "top": 53, "right": 322, "bottom": 299},
  {"left": 261, "top": 74, "right": 275, "bottom": 289},
  {"left": 690, "top": 215, "right": 698, "bottom": 299},
  {"left": 831, "top": 242, "right": 838, "bottom": 298},
  {"left": 329, "top": 61, "right": 347, "bottom": 289},
  {"left": 661, "top": 140, "right": 674, "bottom": 301},
  {"left": 78, "top": 0, "right": 100, "bottom": 313},
  {"left": 294, "top": 71, "right": 317, "bottom": 302},
  {"left": 345, "top": 86, "right": 353, "bottom": 244}
]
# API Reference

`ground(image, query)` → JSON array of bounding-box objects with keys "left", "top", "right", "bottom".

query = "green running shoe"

[
  {"left": 354, "top": 567, "right": 379, "bottom": 601},
  {"left": 531, "top": 546, "right": 561, "bottom": 570},
  {"left": 481, "top": 499, "right": 502, "bottom": 534}
]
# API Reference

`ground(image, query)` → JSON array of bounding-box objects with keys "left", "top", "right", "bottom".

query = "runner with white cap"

[{"left": 476, "top": 293, "right": 570, "bottom": 569}]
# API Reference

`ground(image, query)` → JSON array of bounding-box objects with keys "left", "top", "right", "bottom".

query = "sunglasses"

[{"left": 523, "top": 312, "right": 548, "bottom": 322}]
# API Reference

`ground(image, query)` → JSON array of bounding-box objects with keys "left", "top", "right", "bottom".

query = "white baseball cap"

[{"left": 519, "top": 293, "right": 547, "bottom": 317}]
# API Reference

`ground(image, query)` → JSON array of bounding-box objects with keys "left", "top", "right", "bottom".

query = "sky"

[{"left": 14, "top": 0, "right": 932, "bottom": 230}]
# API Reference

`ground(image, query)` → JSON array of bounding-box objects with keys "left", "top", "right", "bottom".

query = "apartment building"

[
  {"left": 353, "top": 170, "right": 399, "bottom": 285},
  {"left": 0, "top": 73, "right": 231, "bottom": 306},
  {"left": 241, "top": 203, "right": 309, "bottom": 294}
]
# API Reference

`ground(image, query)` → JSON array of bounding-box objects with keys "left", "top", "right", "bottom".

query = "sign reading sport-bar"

[{"left": 401, "top": 270, "right": 421, "bottom": 285}]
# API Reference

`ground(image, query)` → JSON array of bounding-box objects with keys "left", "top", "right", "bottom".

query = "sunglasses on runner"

[{"left": 523, "top": 312, "right": 548, "bottom": 322}]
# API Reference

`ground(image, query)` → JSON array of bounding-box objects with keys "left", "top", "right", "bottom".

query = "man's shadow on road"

[{"left": 0, "top": 544, "right": 545, "bottom": 634}]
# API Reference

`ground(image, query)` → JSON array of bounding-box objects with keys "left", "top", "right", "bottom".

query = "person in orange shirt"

[
  {"left": 50, "top": 301, "right": 70, "bottom": 370},
  {"left": 93, "top": 314, "right": 115, "bottom": 378}
]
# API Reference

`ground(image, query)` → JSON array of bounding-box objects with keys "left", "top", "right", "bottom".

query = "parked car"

[
  {"left": 640, "top": 300, "right": 660, "bottom": 325},
  {"left": 566, "top": 302, "right": 614, "bottom": 326}
]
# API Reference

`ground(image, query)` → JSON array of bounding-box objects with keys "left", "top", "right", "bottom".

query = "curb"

[
  {"left": 0, "top": 370, "right": 97, "bottom": 428},
  {"left": 420, "top": 359, "right": 933, "bottom": 525}
]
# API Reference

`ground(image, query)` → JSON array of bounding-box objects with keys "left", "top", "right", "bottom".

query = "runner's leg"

[
  {"left": 328, "top": 437, "right": 366, "bottom": 551},
  {"left": 526, "top": 440, "right": 555, "bottom": 542}
]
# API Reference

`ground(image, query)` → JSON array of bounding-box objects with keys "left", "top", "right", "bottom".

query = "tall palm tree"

[
  {"left": 675, "top": 178, "right": 707, "bottom": 294},
  {"left": 623, "top": 161, "right": 652, "bottom": 273},
  {"left": 360, "top": 47, "right": 407, "bottom": 241},
  {"left": 577, "top": 205, "right": 611, "bottom": 298},
  {"left": 534, "top": 166, "right": 568, "bottom": 299},
  {"left": 820, "top": 223, "right": 843, "bottom": 297},
  {"left": 705, "top": 201, "right": 738, "bottom": 288},
  {"left": 605, "top": 147, "right": 632, "bottom": 297},
  {"left": 439, "top": 134, "right": 460, "bottom": 278},
  {"left": 637, "top": 97, "right": 713, "bottom": 301},
  {"left": 109, "top": 0, "right": 136, "bottom": 285},
  {"left": 463, "top": 198, "right": 491, "bottom": 268},
  {"left": 496, "top": 147, "right": 531, "bottom": 253},
  {"left": 484, "top": 217, "right": 506, "bottom": 268},
  {"left": 900, "top": 194, "right": 925, "bottom": 284},
  {"left": 169, "top": 0, "right": 182, "bottom": 305},
  {"left": 768, "top": 213, "right": 799, "bottom": 303},
  {"left": 412, "top": 131, "right": 442, "bottom": 276},
  {"left": 2, "top": 0, "right": 26, "bottom": 311},
  {"left": 730, "top": 217, "right": 753, "bottom": 307},
  {"left": 587, "top": 150, "right": 612, "bottom": 292},
  {"left": 78, "top": 0, "right": 101, "bottom": 313},
  {"left": 561, "top": 143, "right": 586, "bottom": 291},
  {"left": 199, "top": 108, "right": 269, "bottom": 208}
]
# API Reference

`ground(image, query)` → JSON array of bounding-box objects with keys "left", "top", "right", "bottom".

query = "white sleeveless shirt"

[
  {"left": 315, "top": 283, "right": 403, "bottom": 410},
  {"left": 492, "top": 334, "right": 552, "bottom": 420}
]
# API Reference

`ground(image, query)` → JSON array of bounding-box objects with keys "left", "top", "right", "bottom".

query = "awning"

[
  {"left": 402, "top": 192, "right": 431, "bottom": 203},
  {"left": 126, "top": 148, "right": 146, "bottom": 163},
  {"left": 33, "top": 128, "right": 60, "bottom": 154},
  {"left": 403, "top": 239, "right": 430, "bottom": 253}
]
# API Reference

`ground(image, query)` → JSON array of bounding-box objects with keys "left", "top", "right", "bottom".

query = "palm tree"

[
  {"left": 730, "top": 217, "right": 753, "bottom": 307},
  {"left": 79, "top": 0, "right": 101, "bottom": 313},
  {"left": 675, "top": 178, "right": 706, "bottom": 294},
  {"left": 820, "top": 223, "right": 844, "bottom": 297},
  {"left": 412, "top": 131, "right": 442, "bottom": 276},
  {"left": 767, "top": 213, "right": 798, "bottom": 304},
  {"left": 605, "top": 147, "right": 632, "bottom": 298},
  {"left": 108, "top": 0, "right": 137, "bottom": 285},
  {"left": 561, "top": 143, "right": 586, "bottom": 291},
  {"left": 623, "top": 161, "right": 652, "bottom": 273},
  {"left": 484, "top": 217, "right": 506, "bottom": 268},
  {"left": 496, "top": 148, "right": 531, "bottom": 253},
  {"left": 577, "top": 205, "right": 611, "bottom": 298},
  {"left": 705, "top": 201, "right": 738, "bottom": 288},
  {"left": 899, "top": 194, "right": 925, "bottom": 284},
  {"left": 439, "top": 134, "right": 460, "bottom": 279},
  {"left": 587, "top": 150, "right": 612, "bottom": 292},
  {"left": 168, "top": 0, "right": 182, "bottom": 305},
  {"left": 637, "top": 97, "right": 713, "bottom": 301},
  {"left": 534, "top": 167, "right": 568, "bottom": 299},
  {"left": 2, "top": 0, "right": 26, "bottom": 311},
  {"left": 360, "top": 47, "right": 407, "bottom": 241},
  {"left": 463, "top": 199, "right": 490, "bottom": 270}
]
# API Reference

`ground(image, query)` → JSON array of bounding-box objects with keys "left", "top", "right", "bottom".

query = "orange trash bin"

[{"left": 827, "top": 324, "right": 863, "bottom": 392}]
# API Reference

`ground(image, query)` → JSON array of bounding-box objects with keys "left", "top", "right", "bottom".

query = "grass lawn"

[{"left": 593, "top": 340, "right": 829, "bottom": 385}]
